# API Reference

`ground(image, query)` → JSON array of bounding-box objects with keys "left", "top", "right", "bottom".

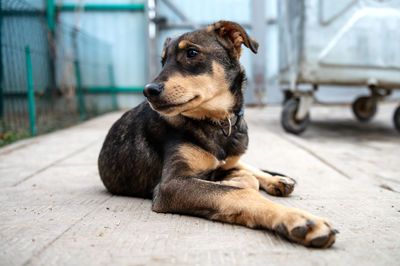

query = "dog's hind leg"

[{"left": 236, "top": 162, "right": 296, "bottom": 197}]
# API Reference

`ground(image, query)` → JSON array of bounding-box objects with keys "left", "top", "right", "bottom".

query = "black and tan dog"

[{"left": 98, "top": 21, "right": 338, "bottom": 248}]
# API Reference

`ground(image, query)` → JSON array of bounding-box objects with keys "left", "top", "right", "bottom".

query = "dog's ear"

[
  {"left": 163, "top": 37, "right": 172, "bottom": 50},
  {"left": 161, "top": 37, "right": 172, "bottom": 59},
  {"left": 161, "top": 33, "right": 183, "bottom": 59},
  {"left": 208, "top": 20, "right": 259, "bottom": 58}
]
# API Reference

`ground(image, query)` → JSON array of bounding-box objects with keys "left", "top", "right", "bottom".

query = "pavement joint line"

[
  {"left": 279, "top": 134, "right": 353, "bottom": 180},
  {"left": 12, "top": 139, "right": 100, "bottom": 187},
  {"left": 21, "top": 196, "right": 113, "bottom": 266},
  {"left": 0, "top": 139, "right": 38, "bottom": 157},
  {"left": 378, "top": 176, "right": 400, "bottom": 185}
]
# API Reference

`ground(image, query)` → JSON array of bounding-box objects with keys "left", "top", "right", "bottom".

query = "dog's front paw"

[
  {"left": 273, "top": 210, "right": 338, "bottom": 248},
  {"left": 263, "top": 176, "right": 296, "bottom": 197}
]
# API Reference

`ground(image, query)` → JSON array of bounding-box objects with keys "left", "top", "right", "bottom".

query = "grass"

[{"left": 0, "top": 130, "right": 30, "bottom": 147}]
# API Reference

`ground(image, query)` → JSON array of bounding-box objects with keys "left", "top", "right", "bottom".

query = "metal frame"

[{"left": 46, "top": 1, "right": 146, "bottom": 114}]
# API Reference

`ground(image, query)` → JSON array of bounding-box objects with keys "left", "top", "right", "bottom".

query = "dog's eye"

[{"left": 186, "top": 49, "right": 199, "bottom": 58}]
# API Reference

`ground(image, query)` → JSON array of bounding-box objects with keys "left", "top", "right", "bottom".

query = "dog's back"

[{"left": 98, "top": 102, "right": 164, "bottom": 198}]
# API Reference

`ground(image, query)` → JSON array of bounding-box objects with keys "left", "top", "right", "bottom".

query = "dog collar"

[{"left": 222, "top": 104, "right": 244, "bottom": 137}]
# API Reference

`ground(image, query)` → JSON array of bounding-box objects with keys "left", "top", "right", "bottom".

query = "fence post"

[
  {"left": 108, "top": 64, "right": 118, "bottom": 110},
  {"left": 25, "top": 46, "right": 36, "bottom": 136},
  {"left": 72, "top": 29, "right": 87, "bottom": 120},
  {"left": 46, "top": 0, "right": 57, "bottom": 99},
  {"left": 46, "top": 0, "right": 55, "bottom": 31}
]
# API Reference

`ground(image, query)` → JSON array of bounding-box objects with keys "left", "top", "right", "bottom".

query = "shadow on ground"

[{"left": 307, "top": 119, "right": 399, "bottom": 140}]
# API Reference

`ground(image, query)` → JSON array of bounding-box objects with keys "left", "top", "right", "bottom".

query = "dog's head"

[{"left": 144, "top": 21, "right": 258, "bottom": 120}]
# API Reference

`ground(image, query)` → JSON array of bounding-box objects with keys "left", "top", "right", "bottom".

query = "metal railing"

[{"left": 0, "top": 0, "right": 116, "bottom": 146}]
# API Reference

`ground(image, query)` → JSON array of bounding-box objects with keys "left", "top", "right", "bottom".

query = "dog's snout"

[{"left": 143, "top": 83, "right": 164, "bottom": 98}]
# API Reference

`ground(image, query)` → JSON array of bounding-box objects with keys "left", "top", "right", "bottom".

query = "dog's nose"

[{"left": 143, "top": 83, "right": 163, "bottom": 98}]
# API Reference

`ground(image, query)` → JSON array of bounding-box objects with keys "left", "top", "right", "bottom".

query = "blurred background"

[{"left": 1, "top": 0, "right": 399, "bottom": 146}]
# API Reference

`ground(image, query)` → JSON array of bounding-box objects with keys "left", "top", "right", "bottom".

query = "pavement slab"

[{"left": 1, "top": 103, "right": 399, "bottom": 266}]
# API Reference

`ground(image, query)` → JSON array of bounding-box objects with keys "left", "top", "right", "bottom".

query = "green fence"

[{"left": 0, "top": 0, "right": 117, "bottom": 146}]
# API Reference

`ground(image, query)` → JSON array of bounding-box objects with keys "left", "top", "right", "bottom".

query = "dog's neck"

[
  {"left": 218, "top": 103, "right": 244, "bottom": 136},
  {"left": 229, "top": 69, "right": 246, "bottom": 116}
]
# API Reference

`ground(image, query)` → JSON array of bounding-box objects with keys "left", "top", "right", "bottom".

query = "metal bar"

[
  {"left": 46, "top": 0, "right": 55, "bottom": 31},
  {"left": 318, "top": 0, "right": 357, "bottom": 25},
  {"left": 58, "top": 3, "right": 145, "bottom": 11},
  {"left": 86, "top": 87, "right": 144, "bottom": 93},
  {"left": 295, "top": 95, "right": 314, "bottom": 120},
  {"left": 161, "top": 0, "right": 190, "bottom": 22},
  {"left": 1, "top": 87, "right": 144, "bottom": 95},
  {"left": 25, "top": 46, "right": 36, "bottom": 136},
  {"left": 2, "top": 91, "right": 44, "bottom": 97},
  {"left": 159, "top": 19, "right": 277, "bottom": 30},
  {"left": 108, "top": 64, "right": 118, "bottom": 110},
  {"left": 46, "top": 0, "right": 57, "bottom": 107},
  {"left": 0, "top": 10, "right": 44, "bottom": 16}
]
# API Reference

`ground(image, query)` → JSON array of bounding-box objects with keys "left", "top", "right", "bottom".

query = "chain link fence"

[{"left": 0, "top": 0, "right": 115, "bottom": 146}]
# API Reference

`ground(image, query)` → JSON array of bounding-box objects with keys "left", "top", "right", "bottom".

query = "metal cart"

[{"left": 279, "top": 0, "right": 400, "bottom": 134}]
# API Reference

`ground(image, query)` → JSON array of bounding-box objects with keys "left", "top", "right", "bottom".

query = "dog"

[{"left": 98, "top": 21, "right": 338, "bottom": 248}]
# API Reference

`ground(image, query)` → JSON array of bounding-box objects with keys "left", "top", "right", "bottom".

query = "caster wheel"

[
  {"left": 283, "top": 90, "right": 294, "bottom": 104},
  {"left": 394, "top": 105, "right": 400, "bottom": 132},
  {"left": 352, "top": 96, "right": 377, "bottom": 122},
  {"left": 281, "top": 98, "right": 310, "bottom": 135}
]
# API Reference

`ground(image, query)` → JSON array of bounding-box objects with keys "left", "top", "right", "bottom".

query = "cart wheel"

[
  {"left": 352, "top": 96, "right": 377, "bottom": 122},
  {"left": 281, "top": 98, "right": 310, "bottom": 134},
  {"left": 283, "top": 90, "right": 294, "bottom": 104},
  {"left": 393, "top": 105, "right": 400, "bottom": 132}
]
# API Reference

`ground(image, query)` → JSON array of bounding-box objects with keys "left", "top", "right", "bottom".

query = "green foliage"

[{"left": 0, "top": 130, "right": 29, "bottom": 147}]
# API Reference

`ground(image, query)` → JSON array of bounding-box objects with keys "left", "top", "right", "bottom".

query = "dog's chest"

[{"left": 197, "top": 120, "right": 249, "bottom": 161}]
